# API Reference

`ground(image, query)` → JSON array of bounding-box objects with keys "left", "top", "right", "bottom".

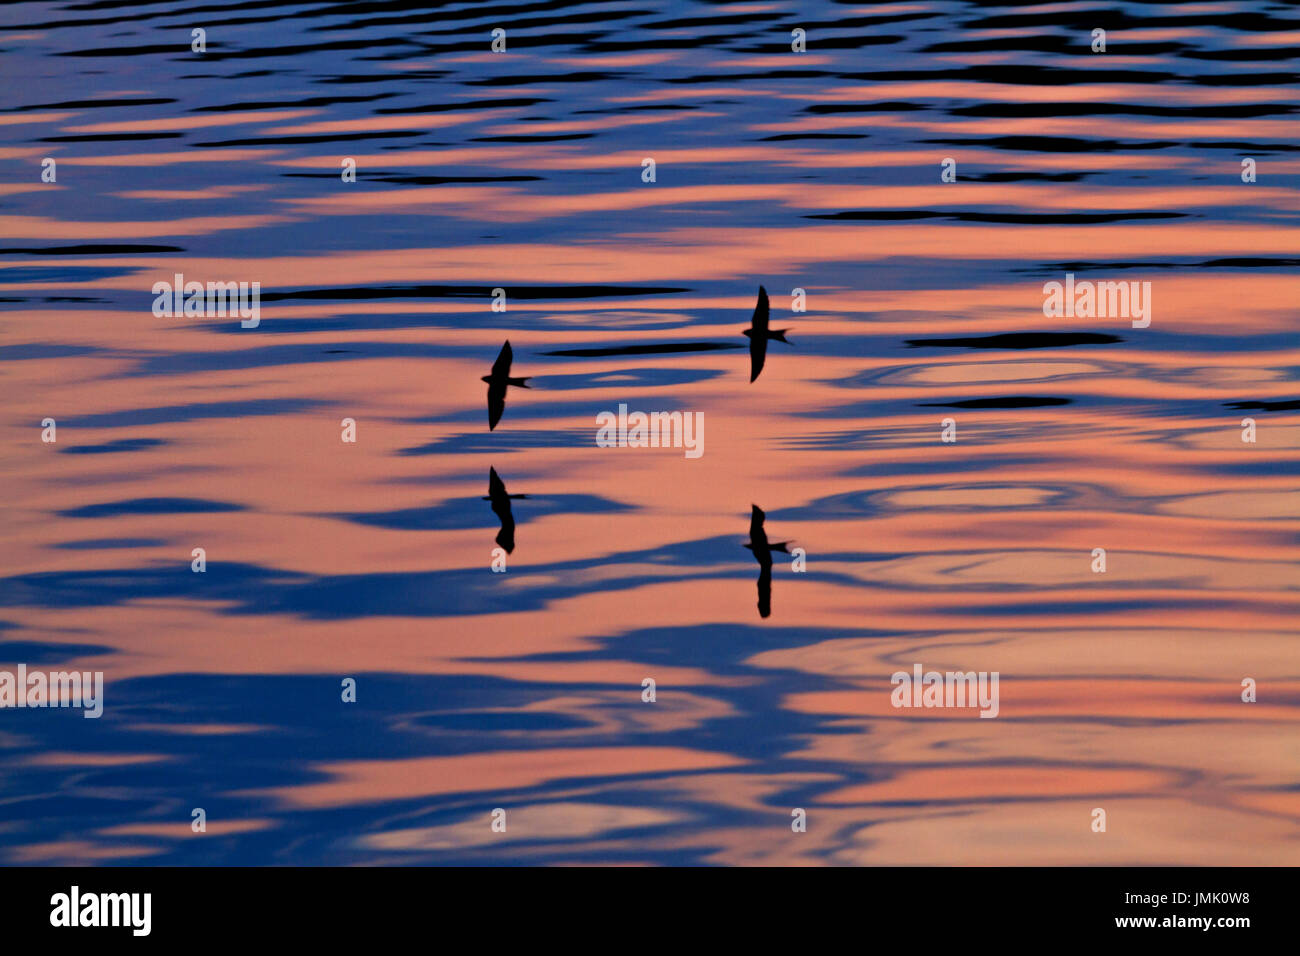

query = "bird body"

[
  {"left": 743, "top": 286, "right": 792, "bottom": 382},
  {"left": 743, "top": 504, "right": 791, "bottom": 618},
  {"left": 482, "top": 340, "right": 530, "bottom": 429},
  {"left": 482, "top": 466, "right": 527, "bottom": 553}
]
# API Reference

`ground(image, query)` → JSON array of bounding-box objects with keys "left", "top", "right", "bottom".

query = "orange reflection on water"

[{"left": 2, "top": 5, "right": 1298, "bottom": 866}]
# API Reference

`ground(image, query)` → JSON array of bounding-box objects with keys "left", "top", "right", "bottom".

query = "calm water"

[{"left": 1, "top": 0, "right": 1297, "bottom": 865}]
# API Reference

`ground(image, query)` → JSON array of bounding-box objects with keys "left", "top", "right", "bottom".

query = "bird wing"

[
  {"left": 749, "top": 333, "right": 767, "bottom": 383},
  {"left": 495, "top": 508, "right": 516, "bottom": 554},
  {"left": 488, "top": 467, "right": 506, "bottom": 499},
  {"left": 490, "top": 340, "right": 513, "bottom": 378},
  {"left": 751, "top": 286, "right": 769, "bottom": 332},
  {"left": 487, "top": 382, "right": 505, "bottom": 430},
  {"left": 749, "top": 504, "right": 774, "bottom": 550}
]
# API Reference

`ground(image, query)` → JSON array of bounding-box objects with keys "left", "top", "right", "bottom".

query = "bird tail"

[
  {"left": 767, "top": 329, "right": 791, "bottom": 344},
  {"left": 508, "top": 376, "right": 532, "bottom": 388}
]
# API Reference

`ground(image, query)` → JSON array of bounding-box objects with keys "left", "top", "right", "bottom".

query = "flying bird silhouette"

[
  {"left": 742, "top": 286, "right": 791, "bottom": 383},
  {"left": 481, "top": 340, "right": 531, "bottom": 430},
  {"left": 743, "top": 504, "right": 790, "bottom": 619},
  {"left": 482, "top": 466, "right": 527, "bottom": 553}
]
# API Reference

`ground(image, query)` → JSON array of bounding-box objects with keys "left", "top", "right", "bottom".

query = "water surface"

[{"left": 0, "top": 0, "right": 1298, "bottom": 865}]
